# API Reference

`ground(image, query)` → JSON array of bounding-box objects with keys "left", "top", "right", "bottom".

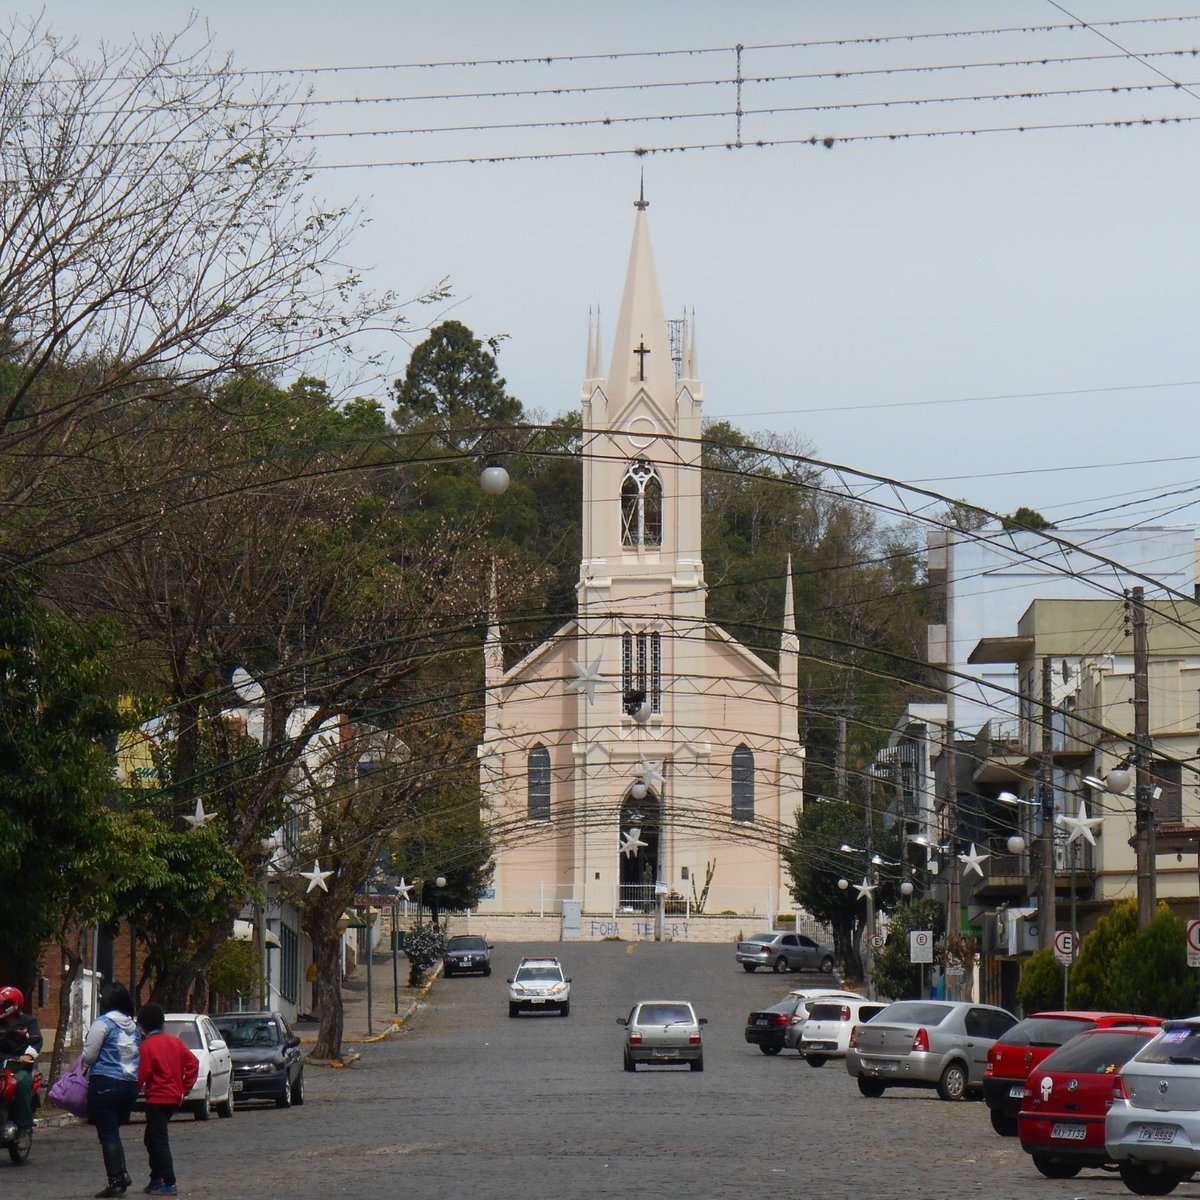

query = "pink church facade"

[{"left": 478, "top": 202, "right": 804, "bottom": 919}]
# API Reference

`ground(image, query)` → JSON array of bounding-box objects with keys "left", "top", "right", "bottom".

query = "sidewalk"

[{"left": 296, "top": 943, "right": 440, "bottom": 1053}]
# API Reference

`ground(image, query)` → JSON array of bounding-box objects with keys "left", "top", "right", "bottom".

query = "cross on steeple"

[{"left": 633, "top": 339, "right": 650, "bottom": 381}]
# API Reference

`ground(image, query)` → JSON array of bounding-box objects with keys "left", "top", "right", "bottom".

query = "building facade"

[{"left": 478, "top": 202, "right": 804, "bottom": 921}]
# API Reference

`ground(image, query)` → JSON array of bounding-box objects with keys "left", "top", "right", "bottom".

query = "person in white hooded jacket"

[{"left": 82, "top": 982, "right": 141, "bottom": 1198}]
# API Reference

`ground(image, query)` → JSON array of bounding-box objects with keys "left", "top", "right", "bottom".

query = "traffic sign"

[
  {"left": 1187, "top": 920, "right": 1200, "bottom": 968},
  {"left": 1053, "top": 929, "right": 1075, "bottom": 965},
  {"left": 909, "top": 929, "right": 933, "bottom": 964},
  {"left": 869, "top": 933, "right": 885, "bottom": 951}
]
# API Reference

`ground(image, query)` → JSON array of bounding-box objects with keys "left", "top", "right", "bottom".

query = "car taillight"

[
  {"left": 849, "top": 1025, "right": 858, "bottom": 1049},
  {"left": 841, "top": 1006, "right": 851, "bottom": 1021},
  {"left": 772, "top": 1014, "right": 788, "bottom": 1026},
  {"left": 688, "top": 1034, "right": 702, "bottom": 1045},
  {"left": 912, "top": 1028, "right": 930, "bottom": 1053},
  {"left": 629, "top": 1033, "right": 643, "bottom": 1045},
  {"left": 1112, "top": 1075, "right": 1129, "bottom": 1101}
]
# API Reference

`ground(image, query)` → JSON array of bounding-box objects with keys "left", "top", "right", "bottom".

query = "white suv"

[{"left": 507, "top": 957, "right": 571, "bottom": 1017}]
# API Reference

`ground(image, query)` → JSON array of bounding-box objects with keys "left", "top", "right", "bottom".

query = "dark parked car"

[
  {"left": 745, "top": 989, "right": 863, "bottom": 1056},
  {"left": 212, "top": 1011, "right": 304, "bottom": 1109},
  {"left": 443, "top": 934, "right": 493, "bottom": 977},
  {"left": 1018, "top": 1026, "right": 1159, "bottom": 1180}
]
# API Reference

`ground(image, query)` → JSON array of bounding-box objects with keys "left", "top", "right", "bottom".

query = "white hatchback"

[
  {"left": 163, "top": 1013, "right": 235, "bottom": 1120},
  {"left": 798, "top": 997, "right": 888, "bottom": 1066},
  {"left": 781, "top": 989, "right": 867, "bottom": 1051}
]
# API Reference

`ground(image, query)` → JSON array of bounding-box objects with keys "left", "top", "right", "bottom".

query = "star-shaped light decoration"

[
  {"left": 183, "top": 799, "right": 216, "bottom": 829},
  {"left": 638, "top": 757, "right": 665, "bottom": 792},
  {"left": 958, "top": 842, "right": 990, "bottom": 877},
  {"left": 619, "top": 827, "right": 649, "bottom": 859},
  {"left": 568, "top": 654, "right": 604, "bottom": 705},
  {"left": 394, "top": 877, "right": 413, "bottom": 902},
  {"left": 853, "top": 877, "right": 877, "bottom": 902},
  {"left": 299, "top": 858, "right": 334, "bottom": 893},
  {"left": 1058, "top": 800, "right": 1105, "bottom": 846}
]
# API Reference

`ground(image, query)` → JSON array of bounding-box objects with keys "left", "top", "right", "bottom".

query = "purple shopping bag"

[{"left": 48, "top": 1055, "right": 89, "bottom": 1117}]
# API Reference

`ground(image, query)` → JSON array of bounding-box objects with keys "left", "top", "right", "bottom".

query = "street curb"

[{"left": 299, "top": 963, "right": 441, "bottom": 1058}]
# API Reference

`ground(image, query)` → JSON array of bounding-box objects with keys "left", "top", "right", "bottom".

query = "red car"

[
  {"left": 1017, "top": 1025, "right": 1160, "bottom": 1179},
  {"left": 983, "top": 1011, "right": 1162, "bottom": 1136}
]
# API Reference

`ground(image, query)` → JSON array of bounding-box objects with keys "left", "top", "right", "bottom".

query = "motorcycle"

[{"left": 0, "top": 1057, "right": 42, "bottom": 1164}]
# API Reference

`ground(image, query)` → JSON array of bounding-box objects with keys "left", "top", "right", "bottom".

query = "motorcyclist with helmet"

[{"left": 0, "top": 986, "right": 43, "bottom": 1134}]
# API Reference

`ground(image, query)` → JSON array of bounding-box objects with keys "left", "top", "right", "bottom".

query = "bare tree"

[{"left": 0, "top": 17, "right": 439, "bottom": 554}]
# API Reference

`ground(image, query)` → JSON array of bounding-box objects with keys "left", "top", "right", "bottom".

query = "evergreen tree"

[
  {"left": 1067, "top": 897, "right": 1138, "bottom": 1010},
  {"left": 1110, "top": 907, "right": 1198, "bottom": 1017},
  {"left": 1017, "top": 948, "right": 1063, "bottom": 1014}
]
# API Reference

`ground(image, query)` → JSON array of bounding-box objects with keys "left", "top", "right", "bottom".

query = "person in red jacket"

[{"left": 135, "top": 1004, "right": 198, "bottom": 1197}]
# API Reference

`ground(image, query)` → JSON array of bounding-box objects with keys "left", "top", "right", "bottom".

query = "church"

[{"left": 477, "top": 198, "right": 804, "bottom": 925}]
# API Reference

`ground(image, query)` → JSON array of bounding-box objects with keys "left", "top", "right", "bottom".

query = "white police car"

[{"left": 507, "top": 957, "right": 571, "bottom": 1017}]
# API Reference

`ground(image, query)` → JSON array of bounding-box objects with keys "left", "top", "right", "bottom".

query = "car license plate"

[
  {"left": 1009, "top": 1085, "right": 1026, "bottom": 1099},
  {"left": 652, "top": 1049, "right": 678, "bottom": 1059},
  {"left": 1138, "top": 1126, "right": 1177, "bottom": 1144},
  {"left": 232, "top": 1081, "right": 243, "bottom": 1093},
  {"left": 863, "top": 1059, "right": 896, "bottom": 1073},
  {"left": 530, "top": 997, "right": 546, "bottom": 1004},
  {"left": 1051, "top": 1123, "right": 1085, "bottom": 1141},
  {"left": 756, "top": 1018, "right": 769, "bottom": 1026}
]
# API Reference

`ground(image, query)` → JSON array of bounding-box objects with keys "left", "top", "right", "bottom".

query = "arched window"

[
  {"left": 731, "top": 745, "right": 755, "bottom": 822},
  {"left": 621, "top": 629, "right": 662, "bottom": 715},
  {"left": 620, "top": 460, "right": 663, "bottom": 547},
  {"left": 527, "top": 746, "right": 551, "bottom": 821}
]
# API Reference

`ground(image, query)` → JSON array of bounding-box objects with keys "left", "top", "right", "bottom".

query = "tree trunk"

[
  {"left": 309, "top": 930, "right": 345, "bottom": 1062},
  {"left": 49, "top": 942, "right": 83, "bottom": 1086}
]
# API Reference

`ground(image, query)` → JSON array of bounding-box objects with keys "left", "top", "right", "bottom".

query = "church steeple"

[
  {"left": 604, "top": 195, "right": 673, "bottom": 410},
  {"left": 780, "top": 554, "right": 800, "bottom": 744}
]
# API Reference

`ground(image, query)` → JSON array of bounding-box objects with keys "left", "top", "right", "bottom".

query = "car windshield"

[
  {"left": 637, "top": 1004, "right": 694, "bottom": 1026},
  {"left": 449, "top": 937, "right": 487, "bottom": 951},
  {"left": 1001, "top": 1015, "right": 1094, "bottom": 1048},
  {"left": 1137, "top": 1026, "right": 1200, "bottom": 1065},
  {"left": 213, "top": 1018, "right": 279, "bottom": 1048},
  {"left": 878, "top": 1002, "right": 953, "bottom": 1026},
  {"left": 1038, "top": 1030, "right": 1151, "bottom": 1074},
  {"left": 164, "top": 1021, "right": 200, "bottom": 1050},
  {"left": 516, "top": 966, "right": 561, "bottom": 982},
  {"left": 807, "top": 1003, "right": 848, "bottom": 1022}
]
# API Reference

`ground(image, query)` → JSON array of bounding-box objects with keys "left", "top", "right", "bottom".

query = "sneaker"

[
  {"left": 148, "top": 1187, "right": 177, "bottom": 1196},
  {"left": 143, "top": 1182, "right": 163, "bottom": 1195}
]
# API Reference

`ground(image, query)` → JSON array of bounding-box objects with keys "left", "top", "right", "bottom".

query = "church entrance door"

[{"left": 618, "top": 790, "right": 659, "bottom": 912}]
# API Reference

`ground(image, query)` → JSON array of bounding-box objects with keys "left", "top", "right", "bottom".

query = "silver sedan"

[
  {"left": 845, "top": 999, "right": 1016, "bottom": 1101},
  {"left": 735, "top": 931, "right": 836, "bottom": 974}
]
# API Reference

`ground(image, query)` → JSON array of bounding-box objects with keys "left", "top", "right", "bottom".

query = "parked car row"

[
  {"left": 743, "top": 988, "right": 865, "bottom": 1055},
  {"left": 147, "top": 1010, "right": 304, "bottom": 1120},
  {"left": 811, "top": 992, "right": 1197, "bottom": 1196}
]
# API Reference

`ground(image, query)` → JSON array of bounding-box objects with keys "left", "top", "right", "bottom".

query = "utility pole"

[
  {"left": 944, "top": 719, "right": 958, "bottom": 1001},
  {"left": 1040, "top": 657, "right": 1056, "bottom": 952},
  {"left": 1130, "top": 586, "right": 1156, "bottom": 927}
]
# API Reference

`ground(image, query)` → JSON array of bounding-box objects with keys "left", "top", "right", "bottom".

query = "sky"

[{"left": 26, "top": 1, "right": 1200, "bottom": 537}]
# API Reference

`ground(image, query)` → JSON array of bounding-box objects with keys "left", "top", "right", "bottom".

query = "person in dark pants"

[
  {"left": 135, "top": 1004, "right": 197, "bottom": 1197},
  {"left": 83, "top": 982, "right": 141, "bottom": 1198},
  {"left": 0, "top": 986, "right": 43, "bottom": 1132}
]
